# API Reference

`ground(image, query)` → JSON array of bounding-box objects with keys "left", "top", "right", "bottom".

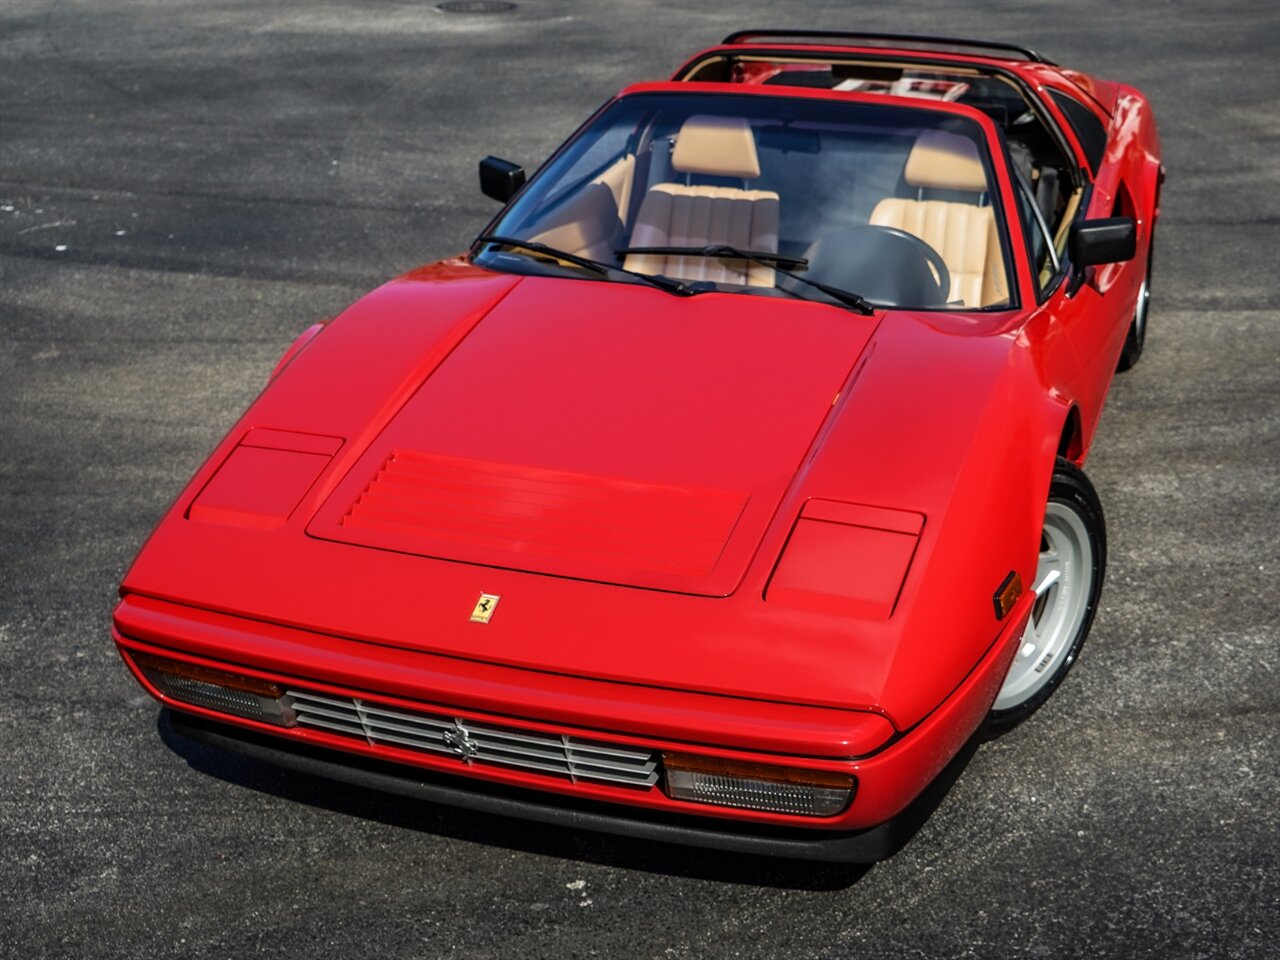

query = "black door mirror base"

[
  {"left": 1067, "top": 216, "right": 1136, "bottom": 295},
  {"left": 479, "top": 156, "right": 526, "bottom": 203}
]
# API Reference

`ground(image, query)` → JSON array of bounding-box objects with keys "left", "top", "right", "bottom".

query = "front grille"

[{"left": 286, "top": 690, "right": 659, "bottom": 788}]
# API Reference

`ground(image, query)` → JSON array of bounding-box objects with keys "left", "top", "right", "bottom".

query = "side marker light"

[{"left": 994, "top": 570, "right": 1023, "bottom": 620}]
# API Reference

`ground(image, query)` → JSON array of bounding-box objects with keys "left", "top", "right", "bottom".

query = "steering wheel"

[
  {"left": 803, "top": 225, "right": 952, "bottom": 308},
  {"left": 862, "top": 225, "right": 951, "bottom": 300}
]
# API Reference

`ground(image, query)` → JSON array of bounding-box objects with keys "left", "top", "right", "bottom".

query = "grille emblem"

[
  {"left": 470, "top": 592, "right": 500, "bottom": 623},
  {"left": 442, "top": 720, "right": 479, "bottom": 759}
]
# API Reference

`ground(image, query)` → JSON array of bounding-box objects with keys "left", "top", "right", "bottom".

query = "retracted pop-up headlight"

[{"left": 767, "top": 499, "right": 925, "bottom": 620}]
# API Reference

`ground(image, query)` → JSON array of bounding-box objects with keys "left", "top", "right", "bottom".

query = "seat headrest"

[
  {"left": 903, "top": 129, "right": 988, "bottom": 193},
  {"left": 672, "top": 115, "right": 761, "bottom": 179}
]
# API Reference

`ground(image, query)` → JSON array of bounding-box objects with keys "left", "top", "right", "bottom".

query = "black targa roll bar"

[{"left": 719, "top": 30, "right": 1055, "bottom": 66}]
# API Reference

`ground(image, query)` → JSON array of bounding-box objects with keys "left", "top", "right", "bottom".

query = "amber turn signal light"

[
  {"left": 130, "top": 651, "right": 297, "bottom": 727},
  {"left": 993, "top": 570, "right": 1023, "bottom": 620},
  {"left": 662, "top": 752, "right": 855, "bottom": 817}
]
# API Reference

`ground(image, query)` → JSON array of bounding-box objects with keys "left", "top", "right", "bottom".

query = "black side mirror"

[
  {"left": 1070, "top": 217, "right": 1136, "bottom": 268},
  {"left": 479, "top": 156, "right": 525, "bottom": 203}
]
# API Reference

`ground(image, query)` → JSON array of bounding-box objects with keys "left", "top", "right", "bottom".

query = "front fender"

[
  {"left": 793, "top": 311, "right": 1068, "bottom": 728},
  {"left": 269, "top": 321, "right": 327, "bottom": 383}
]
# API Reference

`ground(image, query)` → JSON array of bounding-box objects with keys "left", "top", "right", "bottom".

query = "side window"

[{"left": 1047, "top": 89, "right": 1107, "bottom": 175}]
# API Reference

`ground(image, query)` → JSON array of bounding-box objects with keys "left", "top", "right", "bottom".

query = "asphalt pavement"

[{"left": 1, "top": 2, "right": 1277, "bottom": 958}]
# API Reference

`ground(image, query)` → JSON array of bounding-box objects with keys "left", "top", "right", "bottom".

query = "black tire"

[
  {"left": 986, "top": 457, "right": 1106, "bottom": 736},
  {"left": 1116, "top": 239, "right": 1153, "bottom": 372}
]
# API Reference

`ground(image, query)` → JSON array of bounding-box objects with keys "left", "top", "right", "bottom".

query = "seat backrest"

[
  {"left": 669, "top": 114, "right": 763, "bottom": 180},
  {"left": 624, "top": 116, "right": 779, "bottom": 286},
  {"left": 870, "top": 130, "right": 1008, "bottom": 307},
  {"left": 871, "top": 198, "right": 1005, "bottom": 306}
]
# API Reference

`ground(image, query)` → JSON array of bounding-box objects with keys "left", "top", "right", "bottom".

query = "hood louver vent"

[{"left": 336, "top": 450, "right": 747, "bottom": 580}]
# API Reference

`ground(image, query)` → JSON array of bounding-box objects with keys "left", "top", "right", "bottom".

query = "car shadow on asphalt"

[{"left": 156, "top": 710, "right": 871, "bottom": 890}]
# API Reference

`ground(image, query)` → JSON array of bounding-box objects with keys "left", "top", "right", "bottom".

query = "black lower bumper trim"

[{"left": 164, "top": 709, "right": 979, "bottom": 863}]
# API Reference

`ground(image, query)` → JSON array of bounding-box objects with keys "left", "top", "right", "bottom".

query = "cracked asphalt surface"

[{"left": 1, "top": 2, "right": 1277, "bottom": 958}]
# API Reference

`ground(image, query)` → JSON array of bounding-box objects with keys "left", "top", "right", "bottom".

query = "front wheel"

[
  {"left": 1116, "top": 239, "right": 1153, "bottom": 371},
  {"left": 987, "top": 458, "right": 1106, "bottom": 735}
]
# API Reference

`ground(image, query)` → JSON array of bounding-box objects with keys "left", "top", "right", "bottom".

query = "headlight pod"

[
  {"left": 187, "top": 428, "right": 343, "bottom": 530},
  {"left": 766, "top": 499, "right": 925, "bottom": 620}
]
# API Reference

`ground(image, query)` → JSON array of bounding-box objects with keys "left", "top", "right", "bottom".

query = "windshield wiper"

[
  {"left": 615, "top": 243, "right": 875, "bottom": 316},
  {"left": 474, "top": 235, "right": 694, "bottom": 297},
  {"left": 619, "top": 245, "right": 809, "bottom": 270}
]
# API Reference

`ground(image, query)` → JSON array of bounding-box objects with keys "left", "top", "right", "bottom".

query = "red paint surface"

[
  {"left": 113, "top": 590, "right": 1029, "bottom": 830},
  {"left": 188, "top": 447, "right": 331, "bottom": 530},
  {"left": 768, "top": 519, "right": 919, "bottom": 620},
  {"left": 116, "top": 39, "right": 1161, "bottom": 835},
  {"left": 307, "top": 277, "right": 876, "bottom": 595},
  {"left": 335, "top": 449, "right": 748, "bottom": 582}
]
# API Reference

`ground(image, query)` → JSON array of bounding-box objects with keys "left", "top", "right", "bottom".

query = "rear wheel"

[
  {"left": 1117, "top": 239, "right": 1153, "bottom": 371},
  {"left": 987, "top": 458, "right": 1106, "bottom": 734}
]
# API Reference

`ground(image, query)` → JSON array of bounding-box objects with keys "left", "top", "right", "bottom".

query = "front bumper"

[
  {"left": 164, "top": 707, "right": 982, "bottom": 863},
  {"left": 114, "top": 591, "right": 1029, "bottom": 854}
]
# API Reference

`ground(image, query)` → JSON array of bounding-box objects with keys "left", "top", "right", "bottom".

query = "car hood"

[
  {"left": 123, "top": 261, "right": 1047, "bottom": 720},
  {"left": 123, "top": 261, "right": 916, "bottom": 713},
  {"left": 306, "top": 267, "right": 880, "bottom": 596}
]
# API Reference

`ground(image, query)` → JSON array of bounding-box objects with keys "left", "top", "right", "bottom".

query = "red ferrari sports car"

[{"left": 114, "top": 31, "right": 1162, "bottom": 861}]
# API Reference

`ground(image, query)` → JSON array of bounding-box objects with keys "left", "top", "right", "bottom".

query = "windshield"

[{"left": 476, "top": 92, "right": 1013, "bottom": 311}]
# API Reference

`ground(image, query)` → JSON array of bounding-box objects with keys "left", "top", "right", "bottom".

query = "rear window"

[{"left": 1047, "top": 88, "right": 1107, "bottom": 174}]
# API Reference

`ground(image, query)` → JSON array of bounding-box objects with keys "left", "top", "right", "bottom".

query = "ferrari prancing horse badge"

[{"left": 470, "top": 593, "right": 500, "bottom": 623}]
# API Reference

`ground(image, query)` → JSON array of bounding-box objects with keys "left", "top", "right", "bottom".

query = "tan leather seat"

[
  {"left": 870, "top": 130, "right": 1008, "bottom": 307},
  {"left": 526, "top": 181, "right": 622, "bottom": 263},
  {"left": 624, "top": 116, "right": 779, "bottom": 287},
  {"left": 526, "top": 155, "right": 635, "bottom": 262}
]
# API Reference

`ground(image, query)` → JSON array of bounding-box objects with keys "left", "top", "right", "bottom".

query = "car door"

[{"left": 1013, "top": 169, "right": 1132, "bottom": 451}]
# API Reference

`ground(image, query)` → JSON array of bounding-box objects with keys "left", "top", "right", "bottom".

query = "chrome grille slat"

[
  {"left": 475, "top": 755, "right": 574, "bottom": 777},
  {"left": 567, "top": 757, "right": 659, "bottom": 775},
  {"left": 360, "top": 729, "right": 455, "bottom": 755},
  {"left": 289, "top": 691, "right": 359, "bottom": 710},
  {"left": 285, "top": 689, "right": 658, "bottom": 787},
  {"left": 464, "top": 725, "right": 566, "bottom": 748},
  {"left": 289, "top": 701, "right": 364, "bottom": 724},
  {"left": 469, "top": 734, "right": 570, "bottom": 763},
  {"left": 360, "top": 715, "right": 453, "bottom": 740},
  {"left": 568, "top": 742, "right": 662, "bottom": 761},
  {"left": 564, "top": 769, "right": 656, "bottom": 786},
  {"left": 295, "top": 714, "right": 367, "bottom": 737},
  {"left": 357, "top": 703, "right": 454, "bottom": 729},
  {"left": 477, "top": 746, "right": 571, "bottom": 769}
]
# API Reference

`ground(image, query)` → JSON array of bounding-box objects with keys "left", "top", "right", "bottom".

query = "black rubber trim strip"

[{"left": 163, "top": 709, "right": 982, "bottom": 863}]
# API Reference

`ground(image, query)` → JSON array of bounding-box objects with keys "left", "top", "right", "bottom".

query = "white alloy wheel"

[
  {"left": 1118, "top": 239, "right": 1154, "bottom": 371},
  {"left": 993, "top": 501, "right": 1095, "bottom": 711},
  {"left": 1132, "top": 271, "right": 1150, "bottom": 347},
  {"left": 986, "top": 457, "right": 1106, "bottom": 736}
]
